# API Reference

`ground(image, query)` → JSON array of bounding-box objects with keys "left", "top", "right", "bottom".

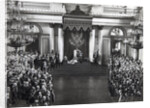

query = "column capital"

[
  {"left": 57, "top": 24, "right": 63, "bottom": 28},
  {"left": 92, "top": 25, "right": 104, "bottom": 30},
  {"left": 49, "top": 23, "right": 55, "bottom": 28},
  {"left": 92, "top": 25, "right": 98, "bottom": 29},
  {"left": 97, "top": 26, "right": 104, "bottom": 30}
]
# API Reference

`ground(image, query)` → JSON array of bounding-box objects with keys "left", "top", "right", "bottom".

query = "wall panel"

[
  {"left": 41, "top": 36, "right": 50, "bottom": 55},
  {"left": 102, "top": 38, "right": 111, "bottom": 65}
]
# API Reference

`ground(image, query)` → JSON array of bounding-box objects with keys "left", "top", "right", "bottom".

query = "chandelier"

[
  {"left": 7, "top": 1, "right": 35, "bottom": 49},
  {"left": 129, "top": 26, "right": 143, "bottom": 49},
  {"left": 129, "top": 7, "right": 143, "bottom": 49}
]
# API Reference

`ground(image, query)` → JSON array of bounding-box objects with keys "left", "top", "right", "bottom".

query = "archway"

[
  {"left": 25, "top": 22, "right": 43, "bottom": 52},
  {"left": 109, "top": 26, "right": 127, "bottom": 54}
]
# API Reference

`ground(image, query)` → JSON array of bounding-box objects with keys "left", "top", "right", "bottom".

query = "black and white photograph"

[{"left": 5, "top": 0, "right": 143, "bottom": 107}]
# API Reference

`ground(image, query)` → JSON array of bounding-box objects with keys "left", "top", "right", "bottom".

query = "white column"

[
  {"left": 89, "top": 27, "right": 96, "bottom": 62},
  {"left": 58, "top": 25, "right": 64, "bottom": 62},
  {"left": 40, "top": 36, "right": 42, "bottom": 54},
  {"left": 98, "top": 26, "right": 103, "bottom": 65},
  {"left": 133, "top": 49, "right": 137, "bottom": 60},
  {"left": 49, "top": 24, "right": 54, "bottom": 52},
  {"left": 139, "top": 49, "right": 143, "bottom": 62},
  {"left": 124, "top": 43, "right": 127, "bottom": 56}
]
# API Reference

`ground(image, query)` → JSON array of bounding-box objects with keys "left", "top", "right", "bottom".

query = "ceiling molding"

[
  {"left": 92, "top": 18, "right": 134, "bottom": 26},
  {"left": 22, "top": 14, "right": 63, "bottom": 24}
]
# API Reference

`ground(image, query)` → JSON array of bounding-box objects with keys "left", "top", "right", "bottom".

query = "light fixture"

[
  {"left": 129, "top": 7, "right": 143, "bottom": 50},
  {"left": 123, "top": 38, "right": 129, "bottom": 44},
  {"left": 7, "top": 1, "right": 35, "bottom": 50}
]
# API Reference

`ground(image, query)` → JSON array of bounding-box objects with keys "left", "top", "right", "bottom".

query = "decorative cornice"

[
  {"left": 21, "top": 14, "right": 63, "bottom": 24},
  {"left": 97, "top": 26, "right": 104, "bottom": 30},
  {"left": 92, "top": 18, "right": 134, "bottom": 26},
  {"left": 19, "top": 7, "right": 66, "bottom": 15},
  {"left": 63, "top": 15, "right": 92, "bottom": 31},
  {"left": 91, "top": 25, "right": 103, "bottom": 30},
  {"left": 92, "top": 25, "right": 98, "bottom": 30},
  {"left": 58, "top": 24, "right": 63, "bottom": 28},
  {"left": 8, "top": 1, "right": 66, "bottom": 15},
  {"left": 90, "top": 5, "right": 138, "bottom": 18},
  {"left": 8, "top": 1, "right": 139, "bottom": 18},
  {"left": 69, "top": 5, "right": 87, "bottom": 15},
  {"left": 49, "top": 23, "right": 55, "bottom": 28},
  {"left": 54, "top": 24, "right": 63, "bottom": 28}
]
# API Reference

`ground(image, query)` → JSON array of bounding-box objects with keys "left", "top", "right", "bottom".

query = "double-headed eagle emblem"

[{"left": 69, "top": 32, "right": 85, "bottom": 48}]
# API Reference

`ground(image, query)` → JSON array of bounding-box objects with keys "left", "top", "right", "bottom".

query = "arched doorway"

[
  {"left": 25, "top": 22, "right": 43, "bottom": 52},
  {"left": 109, "top": 26, "right": 127, "bottom": 55}
]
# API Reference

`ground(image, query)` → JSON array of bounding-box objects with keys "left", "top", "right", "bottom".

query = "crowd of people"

[
  {"left": 108, "top": 53, "right": 143, "bottom": 102},
  {"left": 7, "top": 50, "right": 61, "bottom": 106}
]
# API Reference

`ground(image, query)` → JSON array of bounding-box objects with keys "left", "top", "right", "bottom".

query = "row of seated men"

[
  {"left": 108, "top": 53, "right": 143, "bottom": 102},
  {"left": 7, "top": 50, "right": 59, "bottom": 106}
]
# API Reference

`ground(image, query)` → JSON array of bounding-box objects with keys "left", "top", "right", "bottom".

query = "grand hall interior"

[{"left": 6, "top": 0, "right": 143, "bottom": 107}]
